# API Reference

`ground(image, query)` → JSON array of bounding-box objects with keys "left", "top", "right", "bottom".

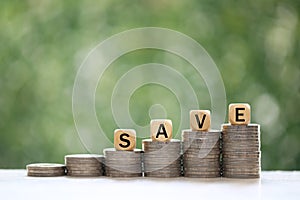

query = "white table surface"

[{"left": 0, "top": 170, "right": 299, "bottom": 200}]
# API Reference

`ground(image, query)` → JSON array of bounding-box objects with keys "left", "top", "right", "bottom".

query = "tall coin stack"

[
  {"left": 65, "top": 154, "right": 104, "bottom": 177},
  {"left": 182, "top": 130, "right": 221, "bottom": 178},
  {"left": 104, "top": 148, "right": 143, "bottom": 177},
  {"left": 183, "top": 110, "right": 221, "bottom": 178},
  {"left": 143, "top": 139, "right": 182, "bottom": 178},
  {"left": 222, "top": 103, "right": 261, "bottom": 178}
]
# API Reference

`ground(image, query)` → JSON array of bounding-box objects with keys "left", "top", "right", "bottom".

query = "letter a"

[{"left": 155, "top": 124, "right": 168, "bottom": 139}]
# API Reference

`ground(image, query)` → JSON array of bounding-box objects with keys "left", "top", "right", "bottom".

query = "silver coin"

[
  {"left": 66, "top": 162, "right": 102, "bottom": 166},
  {"left": 105, "top": 169, "right": 142, "bottom": 174},
  {"left": 65, "top": 154, "right": 104, "bottom": 159},
  {"left": 222, "top": 138, "right": 260, "bottom": 142},
  {"left": 222, "top": 161, "right": 260, "bottom": 165},
  {"left": 143, "top": 159, "right": 180, "bottom": 164},
  {"left": 183, "top": 144, "right": 219, "bottom": 149},
  {"left": 105, "top": 158, "right": 142, "bottom": 162},
  {"left": 144, "top": 171, "right": 181, "bottom": 178},
  {"left": 222, "top": 168, "right": 261, "bottom": 172},
  {"left": 183, "top": 152, "right": 220, "bottom": 157},
  {"left": 26, "top": 163, "right": 66, "bottom": 177},
  {"left": 222, "top": 130, "right": 260, "bottom": 133},
  {"left": 222, "top": 164, "right": 261, "bottom": 169},
  {"left": 222, "top": 174, "right": 260, "bottom": 178},
  {"left": 184, "top": 172, "right": 220, "bottom": 177},
  {"left": 222, "top": 157, "right": 260, "bottom": 162},
  {"left": 144, "top": 163, "right": 181, "bottom": 167},
  {"left": 184, "top": 174, "right": 220, "bottom": 178},
  {"left": 183, "top": 157, "right": 219, "bottom": 162},
  {"left": 222, "top": 163, "right": 261, "bottom": 168},
  {"left": 223, "top": 146, "right": 260, "bottom": 150},
  {"left": 223, "top": 148, "right": 260, "bottom": 152},
  {"left": 222, "top": 141, "right": 260, "bottom": 145},
  {"left": 27, "top": 168, "right": 65, "bottom": 173},
  {"left": 105, "top": 172, "right": 142, "bottom": 177},
  {"left": 26, "top": 163, "right": 65, "bottom": 170},
  {"left": 27, "top": 172, "right": 65, "bottom": 177},
  {"left": 67, "top": 173, "right": 103, "bottom": 177},
  {"left": 222, "top": 156, "right": 261, "bottom": 160},
  {"left": 222, "top": 170, "right": 261, "bottom": 175},
  {"left": 223, "top": 151, "right": 261, "bottom": 154},
  {"left": 222, "top": 123, "right": 260, "bottom": 128},
  {"left": 182, "top": 129, "right": 221, "bottom": 134},
  {"left": 184, "top": 160, "right": 220, "bottom": 165},
  {"left": 222, "top": 170, "right": 261, "bottom": 174},
  {"left": 182, "top": 136, "right": 220, "bottom": 141}
]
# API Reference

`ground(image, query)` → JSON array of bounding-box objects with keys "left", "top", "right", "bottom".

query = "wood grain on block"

[
  {"left": 114, "top": 129, "right": 136, "bottom": 151},
  {"left": 150, "top": 119, "right": 172, "bottom": 142},
  {"left": 228, "top": 103, "right": 251, "bottom": 125},
  {"left": 190, "top": 110, "right": 211, "bottom": 131}
]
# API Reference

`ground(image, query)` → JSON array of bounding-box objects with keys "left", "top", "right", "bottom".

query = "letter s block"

[
  {"left": 150, "top": 119, "right": 172, "bottom": 142},
  {"left": 190, "top": 110, "right": 211, "bottom": 131},
  {"left": 228, "top": 103, "right": 251, "bottom": 125},
  {"left": 114, "top": 129, "right": 136, "bottom": 151}
]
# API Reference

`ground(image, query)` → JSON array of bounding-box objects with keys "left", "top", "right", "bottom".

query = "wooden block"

[
  {"left": 114, "top": 129, "right": 136, "bottom": 151},
  {"left": 228, "top": 103, "right": 251, "bottom": 125},
  {"left": 150, "top": 119, "right": 172, "bottom": 142},
  {"left": 190, "top": 110, "right": 211, "bottom": 131}
]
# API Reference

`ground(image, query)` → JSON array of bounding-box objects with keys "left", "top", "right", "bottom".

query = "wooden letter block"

[
  {"left": 150, "top": 119, "right": 172, "bottom": 142},
  {"left": 114, "top": 129, "right": 136, "bottom": 151},
  {"left": 190, "top": 110, "right": 211, "bottom": 131},
  {"left": 228, "top": 103, "right": 251, "bottom": 125}
]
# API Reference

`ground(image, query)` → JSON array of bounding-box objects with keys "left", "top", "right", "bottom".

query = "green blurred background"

[{"left": 0, "top": 0, "right": 299, "bottom": 170}]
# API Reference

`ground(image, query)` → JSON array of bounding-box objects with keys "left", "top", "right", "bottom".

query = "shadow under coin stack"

[
  {"left": 143, "top": 139, "right": 182, "bottom": 177},
  {"left": 221, "top": 103, "right": 261, "bottom": 178},
  {"left": 26, "top": 163, "right": 66, "bottom": 177},
  {"left": 65, "top": 154, "right": 104, "bottom": 177},
  {"left": 103, "top": 148, "right": 143, "bottom": 177}
]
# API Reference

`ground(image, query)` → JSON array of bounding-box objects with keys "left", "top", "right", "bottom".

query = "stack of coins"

[
  {"left": 221, "top": 124, "right": 261, "bottom": 178},
  {"left": 143, "top": 139, "right": 182, "bottom": 178},
  {"left": 104, "top": 148, "right": 143, "bottom": 177},
  {"left": 26, "top": 163, "right": 66, "bottom": 177},
  {"left": 182, "top": 130, "right": 221, "bottom": 178},
  {"left": 65, "top": 154, "right": 104, "bottom": 177}
]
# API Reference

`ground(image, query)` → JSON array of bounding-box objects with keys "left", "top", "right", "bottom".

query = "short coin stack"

[
  {"left": 143, "top": 139, "right": 182, "bottom": 178},
  {"left": 26, "top": 163, "right": 66, "bottom": 177},
  {"left": 104, "top": 148, "right": 143, "bottom": 177},
  {"left": 221, "top": 124, "right": 261, "bottom": 178},
  {"left": 182, "top": 130, "right": 221, "bottom": 178},
  {"left": 65, "top": 154, "right": 104, "bottom": 177}
]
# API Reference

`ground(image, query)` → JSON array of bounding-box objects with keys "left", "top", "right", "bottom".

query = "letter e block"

[
  {"left": 114, "top": 129, "right": 136, "bottom": 151},
  {"left": 150, "top": 119, "right": 172, "bottom": 142},
  {"left": 190, "top": 110, "right": 211, "bottom": 131},
  {"left": 228, "top": 103, "right": 251, "bottom": 125}
]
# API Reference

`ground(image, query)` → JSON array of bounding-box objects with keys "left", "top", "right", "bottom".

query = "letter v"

[{"left": 195, "top": 114, "right": 206, "bottom": 129}]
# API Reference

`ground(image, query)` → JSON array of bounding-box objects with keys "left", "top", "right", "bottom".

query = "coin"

[
  {"left": 65, "top": 154, "right": 104, "bottom": 177},
  {"left": 142, "top": 139, "right": 182, "bottom": 178},
  {"left": 104, "top": 148, "right": 143, "bottom": 177},
  {"left": 26, "top": 163, "right": 66, "bottom": 177},
  {"left": 182, "top": 130, "right": 221, "bottom": 178},
  {"left": 221, "top": 124, "right": 261, "bottom": 179}
]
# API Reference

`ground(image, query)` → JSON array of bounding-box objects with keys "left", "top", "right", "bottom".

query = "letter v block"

[
  {"left": 150, "top": 119, "right": 172, "bottom": 142},
  {"left": 190, "top": 110, "right": 211, "bottom": 131},
  {"left": 114, "top": 129, "right": 136, "bottom": 151},
  {"left": 228, "top": 103, "right": 251, "bottom": 125}
]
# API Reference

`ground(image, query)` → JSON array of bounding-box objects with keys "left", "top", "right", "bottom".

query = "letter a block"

[
  {"left": 190, "top": 110, "right": 211, "bottom": 131},
  {"left": 150, "top": 119, "right": 172, "bottom": 142},
  {"left": 228, "top": 103, "right": 251, "bottom": 125},
  {"left": 114, "top": 129, "right": 136, "bottom": 151}
]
